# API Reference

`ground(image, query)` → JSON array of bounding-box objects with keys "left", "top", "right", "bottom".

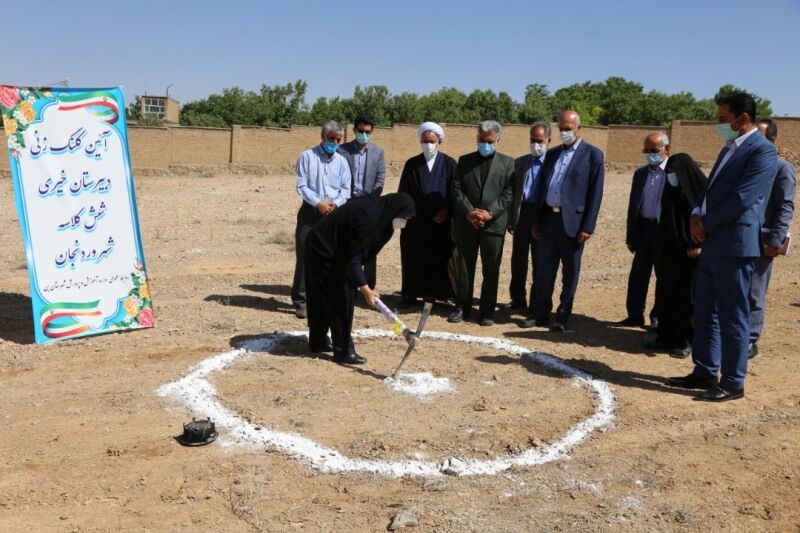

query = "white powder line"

[
  {"left": 384, "top": 372, "right": 455, "bottom": 398},
  {"left": 156, "top": 329, "right": 616, "bottom": 477}
]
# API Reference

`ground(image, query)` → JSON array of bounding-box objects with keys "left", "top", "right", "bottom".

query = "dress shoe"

[
  {"left": 647, "top": 318, "right": 659, "bottom": 332},
  {"left": 333, "top": 351, "right": 367, "bottom": 365},
  {"left": 309, "top": 339, "right": 334, "bottom": 353},
  {"left": 478, "top": 317, "right": 494, "bottom": 327},
  {"left": 748, "top": 342, "right": 759, "bottom": 360},
  {"left": 499, "top": 301, "right": 525, "bottom": 312},
  {"left": 665, "top": 373, "right": 719, "bottom": 389},
  {"left": 550, "top": 322, "right": 566, "bottom": 332},
  {"left": 669, "top": 346, "right": 692, "bottom": 359},
  {"left": 617, "top": 317, "right": 645, "bottom": 327},
  {"left": 695, "top": 385, "right": 744, "bottom": 402},
  {"left": 294, "top": 305, "right": 307, "bottom": 319},
  {"left": 447, "top": 307, "right": 464, "bottom": 323}
]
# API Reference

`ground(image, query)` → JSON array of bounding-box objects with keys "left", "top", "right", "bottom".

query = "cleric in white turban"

[
  {"left": 396, "top": 121, "right": 458, "bottom": 311},
  {"left": 417, "top": 121, "right": 445, "bottom": 143}
]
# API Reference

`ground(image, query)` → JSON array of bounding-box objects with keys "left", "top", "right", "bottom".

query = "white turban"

[{"left": 418, "top": 121, "right": 445, "bottom": 142}]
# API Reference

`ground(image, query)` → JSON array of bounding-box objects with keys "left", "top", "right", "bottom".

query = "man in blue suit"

[
  {"left": 667, "top": 91, "right": 778, "bottom": 401},
  {"left": 618, "top": 131, "right": 670, "bottom": 330},
  {"left": 339, "top": 114, "right": 386, "bottom": 288},
  {"left": 747, "top": 118, "right": 796, "bottom": 359},
  {"left": 524, "top": 110, "right": 604, "bottom": 331}
]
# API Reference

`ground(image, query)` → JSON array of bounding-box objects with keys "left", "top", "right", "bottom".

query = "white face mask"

[
  {"left": 530, "top": 142, "right": 547, "bottom": 157},
  {"left": 392, "top": 217, "right": 408, "bottom": 230},
  {"left": 560, "top": 130, "right": 576, "bottom": 145},
  {"left": 667, "top": 172, "right": 679, "bottom": 187},
  {"left": 421, "top": 142, "right": 438, "bottom": 159}
]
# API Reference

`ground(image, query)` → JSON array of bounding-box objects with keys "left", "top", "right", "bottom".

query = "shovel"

[{"left": 391, "top": 301, "right": 433, "bottom": 379}]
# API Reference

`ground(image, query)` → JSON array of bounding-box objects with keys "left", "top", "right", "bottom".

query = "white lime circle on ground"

[{"left": 156, "top": 329, "right": 616, "bottom": 477}]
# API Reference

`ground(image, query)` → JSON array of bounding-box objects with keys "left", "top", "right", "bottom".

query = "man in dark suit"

[
  {"left": 449, "top": 120, "right": 515, "bottom": 326},
  {"left": 667, "top": 91, "right": 777, "bottom": 401},
  {"left": 747, "top": 118, "right": 796, "bottom": 359},
  {"left": 524, "top": 110, "right": 604, "bottom": 331},
  {"left": 339, "top": 114, "right": 386, "bottom": 288},
  {"left": 618, "top": 131, "right": 670, "bottom": 330},
  {"left": 502, "top": 122, "right": 550, "bottom": 314}
]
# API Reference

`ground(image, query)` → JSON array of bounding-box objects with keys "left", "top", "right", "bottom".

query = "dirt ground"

[{"left": 0, "top": 168, "right": 798, "bottom": 532}]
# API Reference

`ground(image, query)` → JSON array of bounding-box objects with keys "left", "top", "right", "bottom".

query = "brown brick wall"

[
  {"left": 774, "top": 117, "right": 800, "bottom": 156},
  {"left": 128, "top": 126, "right": 171, "bottom": 168},
  {"left": 3, "top": 119, "right": 798, "bottom": 177},
  {"left": 606, "top": 125, "right": 666, "bottom": 166},
  {"left": 169, "top": 126, "right": 231, "bottom": 166},
  {"left": 669, "top": 121, "right": 720, "bottom": 166}
]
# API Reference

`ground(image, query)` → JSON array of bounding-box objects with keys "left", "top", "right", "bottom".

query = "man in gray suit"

[
  {"left": 339, "top": 114, "right": 386, "bottom": 288},
  {"left": 748, "top": 118, "right": 796, "bottom": 358},
  {"left": 449, "top": 120, "right": 515, "bottom": 326}
]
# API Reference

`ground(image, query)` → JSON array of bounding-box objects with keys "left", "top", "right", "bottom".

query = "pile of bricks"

[{"left": 778, "top": 146, "right": 800, "bottom": 168}]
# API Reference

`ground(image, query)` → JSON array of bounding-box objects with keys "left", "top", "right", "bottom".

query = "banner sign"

[{"left": 1, "top": 86, "right": 154, "bottom": 343}]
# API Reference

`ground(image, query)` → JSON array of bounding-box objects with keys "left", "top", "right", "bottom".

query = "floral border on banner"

[{"left": 0, "top": 85, "right": 52, "bottom": 155}]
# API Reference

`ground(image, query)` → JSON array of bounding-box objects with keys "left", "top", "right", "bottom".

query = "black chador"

[{"left": 304, "top": 193, "right": 415, "bottom": 363}]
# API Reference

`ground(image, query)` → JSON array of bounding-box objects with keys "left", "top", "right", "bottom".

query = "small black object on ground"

[{"left": 176, "top": 418, "right": 217, "bottom": 447}]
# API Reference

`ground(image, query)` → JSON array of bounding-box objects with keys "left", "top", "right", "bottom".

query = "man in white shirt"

[{"left": 290, "top": 120, "right": 351, "bottom": 319}]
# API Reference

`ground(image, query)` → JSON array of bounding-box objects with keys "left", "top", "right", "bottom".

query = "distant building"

[{"left": 140, "top": 95, "right": 180, "bottom": 123}]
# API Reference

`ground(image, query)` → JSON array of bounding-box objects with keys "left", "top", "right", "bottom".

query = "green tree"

[
  {"left": 520, "top": 83, "right": 552, "bottom": 123},
  {"left": 126, "top": 95, "right": 142, "bottom": 121},
  {"left": 390, "top": 92, "right": 422, "bottom": 124},
  {"left": 417, "top": 87, "right": 470, "bottom": 123}
]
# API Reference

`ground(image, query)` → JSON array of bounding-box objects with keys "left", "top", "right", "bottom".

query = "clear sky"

[{"left": 5, "top": 0, "right": 800, "bottom": 115}]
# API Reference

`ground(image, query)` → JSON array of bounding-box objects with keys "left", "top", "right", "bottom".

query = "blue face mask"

[
  {"left": 645, "top": 152, "right": 663, "bottom": 166},
  {"left": 355, "top": 132, "right": 371, "bottom": 144},
  {"left": 322, "top": 140, "right": 339, "bottom": 155},
  {"left": 478, "top": 143, "right": 496, "bottom": 157}
]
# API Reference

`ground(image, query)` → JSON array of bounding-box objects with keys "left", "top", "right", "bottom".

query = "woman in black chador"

[
  {"left": 647, "top": 153, "right": 707, "bottom": 358},
  {"left": 304, "top": 192, "right": 415, "bottom": 364}
]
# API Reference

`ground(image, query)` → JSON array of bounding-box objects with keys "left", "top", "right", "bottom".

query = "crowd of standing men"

[{"left": 290, "top": 90, "right": 795, "bottom": 402}]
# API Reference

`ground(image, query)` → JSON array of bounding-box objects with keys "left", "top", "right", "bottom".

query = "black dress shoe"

[
  {"left": 665, "top": 373, "right": 719, "bottom": 389},
  {"left": 309, "top": 340, "right": 334, "bottom": 353},
  {"left": 695, "top": 385, "right": 744, "bottom": 402},
  {"left": 617, "top": 317, "right": 645, "bottom": 327},
  {"left": 499, "top": 301, "right": 525, "bottom": 312},
  {"left": 748, "top": 342, "right": 759, "bottom": 360},
  {"left": 294, "top": 305, "right": 307, "bottom": 319},
  {"left": 550, "top": 322, "right": 566, "bottom": 332},
  {"left": 333, "top": 352, "right": 367, "bottom": 365},
  {"left": 647, "top": 318, "right": 659, "bottom": 332},
  {"left": 669, "top": 346, "right": 692, "bottom": 359},
  {"left": 478, "top": 317, "right": 494, "bottom": 326},
  {"left": 447, "top": 307, "right": 464, "bottom": 323}
]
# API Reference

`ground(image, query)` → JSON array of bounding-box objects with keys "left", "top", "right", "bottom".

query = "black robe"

[
  {"left": 304, "top": 193, "right": 415, "bottom": 356},
  {"left": 397, "top": 152, "right": 458, "bottom": 301},
  {"left": 654, "top": 153, "right": 707, "bottom": 348}
]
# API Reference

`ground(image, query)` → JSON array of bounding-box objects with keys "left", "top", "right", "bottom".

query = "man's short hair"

[
  {"left": 354, "top": 114, "right": 375, "bottom": 128},
  {"left": 531, "top": 121, "right": 551, "bottom": 138},
  {"left": 478, "top": 120, "right": 502, "bottom": 136},
  {"left": 716, "top": 91, "right": 757, "bottom": 122},
  {"left": 757, "top": 118, "right": 778, "bottom": 142},
  {"left": 321, "top": 120, "right": 343, "bottom": 136}
]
